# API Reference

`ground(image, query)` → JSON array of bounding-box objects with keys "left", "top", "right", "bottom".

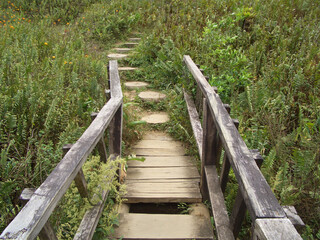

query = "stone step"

[
  {"left": 118, "top": 67, "right": 139, "bottom": 71},
  {"left": 141, "top": 112, "right": 169, "bottom": 124},
  {"left": 113, "top": 47, "right": 133, "bottom": 53},
  {"left": 124, "top": 81, "right": 149, "bottom": 90},
  {"left": 113, "top": 213, "right": 214, "bottom": 239},
  {"left": 138, "top": 91, "right": 166, "bottom": 102},
  {"left": 107, "top": 53, "right": 129, "bottom": 59}
]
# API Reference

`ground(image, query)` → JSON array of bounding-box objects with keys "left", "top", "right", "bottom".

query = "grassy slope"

[
  {"left": 129, "top": 0, "right": 320, "bottom": 238},
  {"left": 1, "top": 0, "right": 319, "bottom": 238},
  {"left": 0, "top": 0, "right": 141, "bottom": 234}
]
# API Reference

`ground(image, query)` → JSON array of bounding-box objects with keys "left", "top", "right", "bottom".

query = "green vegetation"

[
  {"left": 129, "top": 0, "right": 320, "bottom": 238},
  {"left": 1, "top": 0, "right": 319, "bottom": 238},
  {"left": 0, "top": 0, "right": 140, "bottom": 235}
]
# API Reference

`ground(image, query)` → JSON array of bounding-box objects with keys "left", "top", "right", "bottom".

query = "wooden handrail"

[
  {"left": 183, "top": 55, "right": 302, "bottom": 239},
  {"left": 0, "top": 61, "right": 123, "bottom": 240}
]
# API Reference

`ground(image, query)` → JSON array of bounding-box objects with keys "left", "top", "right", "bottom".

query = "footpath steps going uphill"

[{"left": 109, "top": 36, "right": 214, "bottom": 240}]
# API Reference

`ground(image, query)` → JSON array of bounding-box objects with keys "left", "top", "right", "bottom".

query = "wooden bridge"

[{"left": 1, "top": 38, "right": 303, "bottom": 240}]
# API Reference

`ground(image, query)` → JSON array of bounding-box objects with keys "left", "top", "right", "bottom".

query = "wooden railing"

[
  {"left": 183, "top": 55, "right": 303, "bottom": 240},
  {"left": 0, "top": 60, "right": 123, "bottom": 240}
]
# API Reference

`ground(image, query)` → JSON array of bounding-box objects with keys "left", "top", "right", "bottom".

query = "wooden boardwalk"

[
  {"left": 125, "top": 131, "right": 202, "bottom": 203},
  {"left": 110, "top": 38, "right": 214, "bottom": 240},
  {"left": 114, "top": 132, "right": 213, "bottom": 239}
]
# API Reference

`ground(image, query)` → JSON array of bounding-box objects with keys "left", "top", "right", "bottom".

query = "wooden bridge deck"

[{"left": 124, "top": 132, "right": 202, "bottom": 204}]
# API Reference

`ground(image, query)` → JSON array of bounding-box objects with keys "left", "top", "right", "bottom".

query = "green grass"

[{"left": 1, "top": 0, "right": 319, "bottom": 238}]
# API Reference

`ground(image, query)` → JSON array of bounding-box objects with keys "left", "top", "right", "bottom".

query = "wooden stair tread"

[
  {"left": 113, "top": 213, "right": 214, "bottom": 239},
  {"left": 128, "top": 156, "right": 194, "bottom": 168},
  {"left": 142, "top": 131, "right": 175, "bottom": 141},
  {"left": 126, "top": 167, "right": 200, "bottom": 180},
  {"left": 133, "top": 139, "right": 183, "bottom": 149}
]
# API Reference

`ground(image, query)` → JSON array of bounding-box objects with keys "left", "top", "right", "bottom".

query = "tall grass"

[{"left": 0, "top": 0, "right": 141, "bottom": 233}]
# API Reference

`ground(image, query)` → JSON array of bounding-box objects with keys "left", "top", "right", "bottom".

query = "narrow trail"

[{"left": 107, "top": 35, "right": 214, "bottom": 240}]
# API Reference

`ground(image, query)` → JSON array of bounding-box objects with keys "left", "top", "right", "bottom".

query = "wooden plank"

[
  {"left": 142, "top": 131, "right": 175, "bottom": 141},
  {"left": 126, "top": 182, "right": 199, "bottom": 189},
  {"left": 0, "top": 98, "right": 122, "bottom": 239},
  {"left": 113, "top": 213, "right": 214, "bottom": 239},
  {"left": 132, "top": 147, "right": 186, "bottom": 156},
  {"left": 91, "top": 113, "right": 108, "bottom": 163},
  {"left": 109, "top": 60, "right": 123, "bottom": 160},
  {"left": 19, "top": 188, "right": 58, "bottom": 240},
  {"left": 128, "top": 156, "right": 194, "bottom": 168},
  {"left": 220, "top": 119, "right": 239, "bottom": 193},
  {"left": 126, "top": 167, "right": 200, "bottom": 180},
  {"left": 125, "top": 179, "right": 200, "bottom": 184},
  {"left": 184, "top": 90, "right": 203, "bottom": 158},
  {"left": 230, "top": 150, "right": 264, "bottom": 238},
  {"left": 205, "top": 166, "right": 235, "bottom": 240},
  {"left": 126, "top": 185, "right": 200, "bottom": 193},
  {"left": 253, "top": 218, "right": 302, "bottom": 240},
  {"left": 133, "top": 140, "right": 183, "bottom": 149},
  {"left": 282, "top": 206, "right": 305, "bottom": 229},
  {"left": 124, "top": 193, "right": 202, "bottom": 203},
  {"left": 63, "top": 144, "right": 89, "bottom": 198},
  {"left": 184, "top": 55, "right": 285, "bottom": 220}
]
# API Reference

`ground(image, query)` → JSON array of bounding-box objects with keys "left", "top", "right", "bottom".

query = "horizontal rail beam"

[
  {"left": 1, "top": 97, "right": 122, "bottom": 239},
  {"left": 183, "top": 55, "right": 285, "bottom": 220}
]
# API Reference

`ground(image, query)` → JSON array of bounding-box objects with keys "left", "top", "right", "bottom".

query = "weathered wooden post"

[
  {"left": 63, "top": 144, "right": 89, "bottom": 198},
  {"left": 91, "top": 112, "right": 109, "bottom": 163}
]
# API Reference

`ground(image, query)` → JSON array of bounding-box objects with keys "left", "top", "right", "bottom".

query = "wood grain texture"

[
  {"left": 19, "top": 188, "right": 58, "bottom": 240},
  {"left": 184, "top": 89, "right": 203, "bottom": 158},
  {"left": 127, "top": 156, "right": 194, "bottom": 168},
  {"left": 113, "top": 213, "right": 214, "bottom": 239},
  {"left": 184, "top": 55, "right": 285, "bottom": 220},
  {"left": 253, "top": 218, "right": 302, "bottom": 240},
  {"left": 63, "top": 144, "right": 89, "bottom": 198},
  {"left": 205, "top": 166, "right": 234, "bottom": 240},
  {"left": 230, "top": 150, "right": 264, "bottom": 238},
  {"left": 132, "top": 147, "right": 186, "bottom": 156},
  {"left": 142, "top": 131, "right": 175, "bottom": 141},
  {"left": 133, "top": 140, "right": 183, "bottom": 149},
  {"left": 126, "top": 167, "right": 200, "bottom": 180}
]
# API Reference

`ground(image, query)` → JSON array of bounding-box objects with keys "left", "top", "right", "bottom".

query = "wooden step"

[
  {"left": 128, "top": 156, "right": 194, "bottom": 168},
  {"left": 113, "top": 213, "right": 214, "bottom": 239}
]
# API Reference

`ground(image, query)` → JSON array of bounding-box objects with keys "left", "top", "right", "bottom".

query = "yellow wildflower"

[{"left": 52, "top": 56, "right": 56, "bottom": 59}]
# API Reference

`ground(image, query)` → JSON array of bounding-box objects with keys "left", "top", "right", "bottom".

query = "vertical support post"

[
  {"left": 201, "top": 98, "right": 222, "bottom": 200},
  {"left": 62, "top": 144, "right": 88, "bottom": 199},
  {"left": 108, "top": 105, "right": 123, "bottom": 157},
  {"left": 19, "top": 189, "right": 58, "bottom": 240},
  {"left": 230, "top": 150, "right": 264, "bottom": 238},
  {"left": 91, "top": 112, "right": 108, "bottom": 163},
  {"left": 220, "top": 119, "right": 239, "bottom": 193}
]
